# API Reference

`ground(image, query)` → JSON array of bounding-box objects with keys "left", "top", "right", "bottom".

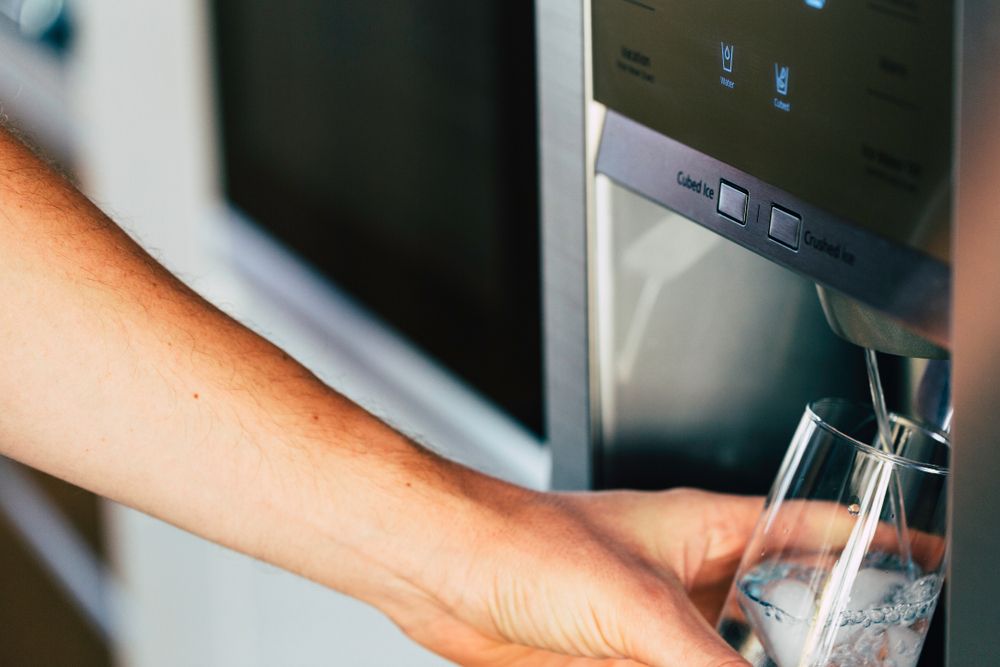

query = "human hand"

[{"left": 373, "top": 485, "right": 762, "bottom": 667}]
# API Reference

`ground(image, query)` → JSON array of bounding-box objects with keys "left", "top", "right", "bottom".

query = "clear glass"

[{"left": 717, "top": 398, "right": 950, "bottom": 667}]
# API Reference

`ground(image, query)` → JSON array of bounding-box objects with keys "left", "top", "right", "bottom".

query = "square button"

[
  {"left": 717, "top": 181, "right": 748, "bottom": 225},
  {"left": 768, "top": 205, "right": 801, "bottom": 249}
]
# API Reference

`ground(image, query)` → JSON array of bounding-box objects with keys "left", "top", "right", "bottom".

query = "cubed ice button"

[
  {"left": 768, "top": 205, "right": 801, "bottom": 250},
  {"left": 717, "top": 181, "right": 748, "bottom": 225}
]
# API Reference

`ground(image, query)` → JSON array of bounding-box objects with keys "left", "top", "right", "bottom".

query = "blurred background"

[{"left": 0, "top": 1, "right": 551, "bottom": 664}]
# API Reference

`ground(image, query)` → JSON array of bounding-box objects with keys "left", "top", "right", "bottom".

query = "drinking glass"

[{"left": 717, "top": 398, "right": 949, "bottom": 667}]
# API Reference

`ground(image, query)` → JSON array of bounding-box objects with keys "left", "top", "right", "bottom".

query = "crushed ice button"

[{"left": 769, "top": 205, "right": 801, "bottom": 250}]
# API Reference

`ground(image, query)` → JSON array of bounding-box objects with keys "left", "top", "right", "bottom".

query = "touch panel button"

[
  {"left": 717, "top": 181, "right": 748, "bottom": 224},
  {"left": 768, "top": 205, "right": 801, "bottom": 250}
]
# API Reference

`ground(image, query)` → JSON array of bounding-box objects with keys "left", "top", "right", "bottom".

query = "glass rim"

[{"left": 807, "top": 398, "right": 950, "bottom": 476}]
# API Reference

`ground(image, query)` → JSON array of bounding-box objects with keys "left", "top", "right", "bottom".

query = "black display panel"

[
  {"left": 212, "top": 2, "right": 544, "bottom": 435},
  {"left": 593, "top": 0, "right": 953, "bottom": 259}
]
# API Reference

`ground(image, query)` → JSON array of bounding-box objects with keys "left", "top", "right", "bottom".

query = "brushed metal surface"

[
  {"left": 536, "top": 0, "right": 593, "bottom": 490},
  {"left": 597, "top": 111, "right": 951, "bottom": 348},
  {"left": 949, "top": 1, "right": 1000, "bottom": 664},
  {"left": 591, "top": 176, "right": 869, "bottom": 495},
  {"left": 717, "top": 181, "right": 748, "bottom": 225}
]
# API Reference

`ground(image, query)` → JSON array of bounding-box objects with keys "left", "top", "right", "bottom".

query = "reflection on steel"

[{"left": 950, "top": 1, "right": 1000, "bottom": 664}]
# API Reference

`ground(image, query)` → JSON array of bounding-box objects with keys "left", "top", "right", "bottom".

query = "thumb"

[{"left": 628, "top": 584, "right": 750, "bottom": 667}]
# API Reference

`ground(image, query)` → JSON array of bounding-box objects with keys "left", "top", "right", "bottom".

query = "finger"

[
  {"left": 697, "top": 492, "right": 766, "bottom": 562},
  {"left": 571, "top": 490, "right": 764, "bottom": 574},
  {"left": 760, "top": 498, "right": 945, "bottom": 567},
  {"left": 462, "top": 640, "right": 650, "bottom": 667},
  {"left": 396, "top": 594, "right": 652, "bottom": 667},
  {"left": 663, "top": 491, "right": 942, "bottom": 576},
  {"left": 410, "top": 620, "right": 650, "bottom": 667},
  {"left": 625, "top": 578, "right": 750, "bottom": 667},
  {"left": 660, "top": 492, "right": 764, "bottom": 622}
]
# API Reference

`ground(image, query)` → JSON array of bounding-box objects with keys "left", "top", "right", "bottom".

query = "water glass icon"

[
  {"left": 721, "top": 42, "right": 735, "bottom": 73},
  {"left": 774, "top": 63, "right": 790, "bottom": 96}
]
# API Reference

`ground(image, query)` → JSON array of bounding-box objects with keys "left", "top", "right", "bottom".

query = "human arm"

[{"left": 0, "top": 128, "right": 756, "bottom": 666}]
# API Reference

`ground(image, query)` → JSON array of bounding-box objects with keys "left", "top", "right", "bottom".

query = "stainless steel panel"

[
  {"left": 949, "top": 1, "right": 1000, "bottom": 664},
  {"left": 592, "top": 175, "right": 869, "bottom": 493},
  {"left": 597, "top": 111, "right": 951, "bottom": 348},
  {"left": 536, "top": 0, "right": 593, "bottom": 490}
]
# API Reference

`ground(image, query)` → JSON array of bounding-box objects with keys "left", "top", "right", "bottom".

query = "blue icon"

[
  {"left": 774, "top": 63, "right": 789, "bottom": 96},
  {"left": 721, "top": 42, "right": 734, "bottom": 73},
  {"left": 805, "top": 0, "right": 826, "bottom": 7}
]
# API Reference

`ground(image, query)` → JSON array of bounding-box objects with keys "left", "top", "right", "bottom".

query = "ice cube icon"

[{"left": 774, "top": 63, "right": 790, "bottom": 96}]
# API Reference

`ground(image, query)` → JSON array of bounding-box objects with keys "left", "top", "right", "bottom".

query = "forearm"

[{"left": 0, "top": 129, "right": 516, "bottom": 605}]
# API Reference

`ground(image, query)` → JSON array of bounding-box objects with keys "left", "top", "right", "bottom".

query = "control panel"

[
  {"left": 596, "top": 112, "right": 949, "bottom": 345},
  {"left": 592, "top": 0, "right": 953, "bottom": 345}
]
